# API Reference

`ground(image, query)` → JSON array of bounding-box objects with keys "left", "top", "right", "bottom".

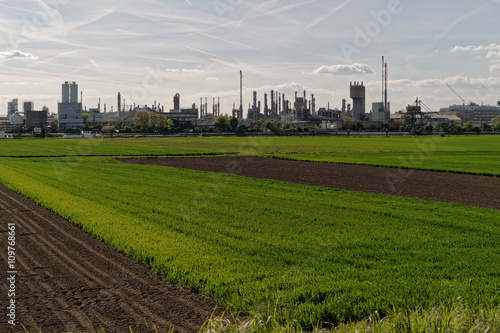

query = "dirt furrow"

[
  {"left": 0, "top": 184, "right": 221, "bottom": 332},
  {"left": 120, "top": 156, "right": 500, "bottom": 210}
]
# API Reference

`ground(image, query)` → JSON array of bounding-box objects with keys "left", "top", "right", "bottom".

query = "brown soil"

[
  {"left": 121, "top": 156, "right": 500, "bottom": 210},
  {"left": 0, "top": 184, "right": 221, "bottom": 333}
]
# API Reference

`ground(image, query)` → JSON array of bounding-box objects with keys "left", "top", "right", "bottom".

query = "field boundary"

[
  {"left": 267, "top": 154, "right": 500, "bottom": 177},
  {"left": 119, "top": 156, "right": 500, "bottom": 210}
]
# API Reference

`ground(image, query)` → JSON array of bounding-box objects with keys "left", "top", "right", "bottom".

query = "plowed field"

[
  {"left": 0, "top": 184, "right": 220, "bottom": 332},
  {"left": 121, "top": 156, "right": 500, "bottom": 210}
]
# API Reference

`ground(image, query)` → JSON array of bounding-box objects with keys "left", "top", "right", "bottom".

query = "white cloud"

[
  {"left": 206, "top": 77, "right": 219, "bottom": 81},
  {"left": 313, "top": 64, "right": 374, "bottom": 75},
  {"left": 182, "top": 68, "right": 204, "bottom": 73},
  {"left": 490, "top": 64, "right": 500, "bottom": 72},
  {"left": 486, "top": 51, "right": 500, "bottom": 58},
  {"left": 451, "top": 43, "right": 500, "bottom": 53},
  {"left": 0, "top": 50, "right": 38, "bottom": 60}
]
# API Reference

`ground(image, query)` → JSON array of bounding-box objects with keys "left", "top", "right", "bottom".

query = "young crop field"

[
  {"left": 0, "top": 157, "right": 498, "bottom": 329},
  {"left": 0, "top": 135, "right": 499, "bottom": 175}
]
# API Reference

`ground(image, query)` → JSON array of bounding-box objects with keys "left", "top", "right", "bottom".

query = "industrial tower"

[{"left": 350, "top": 81, "right": 366, "bottom": 122}]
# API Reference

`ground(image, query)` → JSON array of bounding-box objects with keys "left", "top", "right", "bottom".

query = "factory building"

[
  {"left": 350, "top": 82, "right": 366, "bottom": 122},
  {"left": 247, "top": 91, "right": 262, "bottom": 121},
  {"left": 25, "top": 107, "right": 49, "bottom": 132},
  {"left": 294, "top": 91, "right": 310, "bottom": 121},
  {"left": 166, "top": 93, "right": 199, "bottom": 123},
  {"left": 58, "top": 81, "right": 83, "bottom": 132},
  {"left": 371, "top": 102, "right": 390, "bottom": 122},
  {"left": 7, "top": 99, "right": 18, "bottom": 118},
  {"left": 317, "top": 108, "right": 343, "bottom": 121},
  {"left": 164, "top": 104, "right": 198, "bottom": 123},
  {"left": 438, "top": 104, "right": 500, "bottom": 125}
]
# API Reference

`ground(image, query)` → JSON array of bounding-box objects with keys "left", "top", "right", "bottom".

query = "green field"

[
  {"left": 0, "top": 152, "right": 498, "bottom": 329},
  {"left": 1, "top": 135, "right": 499, "bottom": 175}
]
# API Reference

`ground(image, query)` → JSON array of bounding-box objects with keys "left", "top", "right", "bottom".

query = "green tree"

[
  {"left": 265, "top": 119, "right": 282, "bottom": 134},
  {"left": 134, "top": 111, "right": 150, "bottom": 132},
  {"left": 449, "top": 122, "right": 460, "bottom": 134},
  {"left": 212, "top": 116, "right": 230, "bottom": 132},
  {"left": 102, "top": 125, "right": 116, "bottom": 133},
  {"left": 424, "top": 124, "right": 434, "bottom": 133},
  {"left": 462, "top": 121, "right": 474, "bottom": 132},
  {"left": 435, "top": 122, "right": 450, "bottom": 133},
  {"left": 392, "top": 119, "right": 403, "bottom": 131},
  {"left": 235, "top": 124, "right": 247, "bottom": 136},
  {"left": 48, "top": 120, "right": 59, "bottom": 133},
  {"left": 283, "top": 123, "right": 297, "bottom": 134},
  {"left": 93, "top": 123, "right": 103, "bottom": 132},
  {"left": 480, "top": 122, "right": 491, "bottom": 132},
  {"left": 353, "top": 122, "right": 364, "bottom": 131},
  {"left": 229, "top": 117, "right": 239, "bottom": 132},
  {"left": 491, "top": 115, "right": 500, "bottom": 127},
  {"left": 82, "top": 113, "right": 91, "bottom": 131},
  {"left": 342, "top": 116, "right": 353, "bottom": 130}
]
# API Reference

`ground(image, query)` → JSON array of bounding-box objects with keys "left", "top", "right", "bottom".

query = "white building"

[
  {"left": 439, "top": 103, "right": 500, "bottom": 125},
  {"left": 58, "top": 82, "right": 83, "bottom": 132},
  {"left": 371, "top": 102, "right": 390, "bottom": 122}
]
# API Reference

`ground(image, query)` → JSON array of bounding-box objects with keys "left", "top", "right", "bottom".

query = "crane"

[
  {"left": 417, "top": 98, "right": 432, "bottom": 112},
  {"left": 445, "top": 83, "right": 467, "bottom": 105}
]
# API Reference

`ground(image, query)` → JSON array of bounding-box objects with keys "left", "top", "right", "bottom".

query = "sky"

[{"left": 1, "top": 0, "right": 500, "bottom": 117}]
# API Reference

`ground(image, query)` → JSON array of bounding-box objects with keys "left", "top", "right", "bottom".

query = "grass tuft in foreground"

[
  {"left": 20, "top": 300, "right": 500, "bottom": 332},
  {"left": 202, "top": 299, "right": 500, "bottom": 333}
]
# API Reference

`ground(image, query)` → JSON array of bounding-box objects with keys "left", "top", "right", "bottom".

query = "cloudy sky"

[{"left": 1, "top": 0, "right": 500, "bottom": 117}]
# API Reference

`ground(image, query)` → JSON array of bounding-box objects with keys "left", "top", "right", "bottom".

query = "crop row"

[{"left": 0, "top": 157, "right": 498, "bottom": 328}]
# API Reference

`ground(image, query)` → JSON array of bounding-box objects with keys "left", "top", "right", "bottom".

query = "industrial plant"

[{"left": 1, "top": 57, "right": 500, "bottom": 136}]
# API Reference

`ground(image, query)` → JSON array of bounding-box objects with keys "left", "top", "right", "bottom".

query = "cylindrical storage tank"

[
  {"left": 174, "top": 93, "right": 180, "bottom": 111},
  {"left": 10, "top": 113, "right": 24, "bottom": 125},
  {"left": 62, "top": 82, "right": 70, "bottom": 103},
  {"left": 70, "top": 82, "right": 78, "bottom": 103}
]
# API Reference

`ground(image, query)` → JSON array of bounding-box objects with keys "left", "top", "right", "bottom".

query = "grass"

[
  {"left": 0, "top": 135, "right": 499, "bottom": 175},
  {"left": 19, "top": 300, "right": 500, "bottom": 332},
  {"left": 0, "top": 157, "right": 498, "bottom": 330},
  {"left": 203, "top": 299, "right": 500, "bottom": 333}
]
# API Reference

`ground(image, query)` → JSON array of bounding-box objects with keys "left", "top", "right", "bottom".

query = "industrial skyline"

[{"left": 1, "top": 0, "right": 500, "bottom": 117}]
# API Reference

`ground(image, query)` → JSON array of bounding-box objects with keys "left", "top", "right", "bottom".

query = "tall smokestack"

[
  {"left": 385, "top": 62, "right": 388, "bottom": 112},
  {"left": 239, "top": 70, "right": 243, "bottom": 119},
  {"left": 264, "top": 93, "right": 268, "bottom": 117},
  {"left": 282, "top": 93, "right": 286, "bottom": 114},
  {"left": 271, "top": 90, "right": 275, "bottom": 116},
  {"left": 117, "top": 92, "right": 121, "bottom": 115},
  {"left": 278, "top": 92, "right": 281, "bottom": 115},
  {"left": 311, "top": 94, "right": 316, "bottom": 115},
  {"left": 382, "top": 56, "right": 384, "bottom": 109},
  {"left": 382, "top": 56, "right": 388, "bottom": 112}
]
